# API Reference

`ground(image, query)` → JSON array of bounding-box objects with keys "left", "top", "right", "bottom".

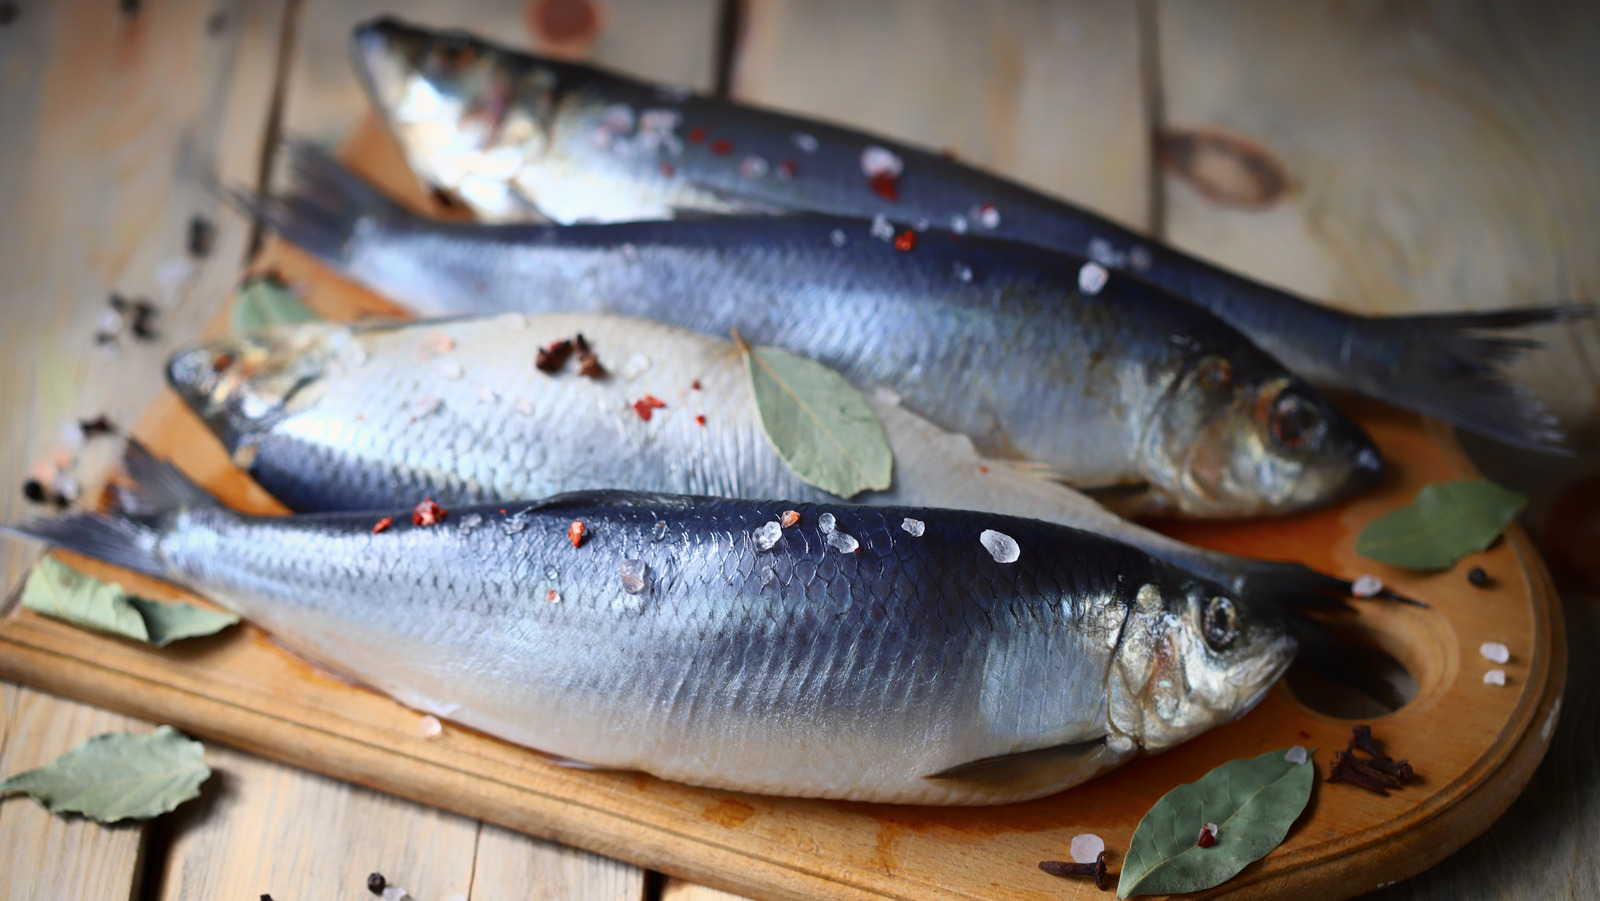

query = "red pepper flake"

[
  {"left": 710, "top": 138, "right": 733, "bottom": 155},
  {"left": 412, "top": 497, "right": 447, "bottom": 526},
  {"left": 869, "top": 172, "right": 900, "bottom": 201},
  {"left": 687, "top": 127, "right": 706, "bottom": 144},
  {"left": 568, "top": 520, "right": 586, "bottom": 548},
  {"left": 658, "top": 160, "right": 675, "bottom": 178},
  {"left": 691, "top": 379, "right": 701, "bottom": 390},
  {"left": 632, "top": 394, "right": 667, "bottom": 421},
  {"left": 894, "top": 229, "right": 916, "bottom": 252},
  {"left": 777, "top": 160, "right": 797, "bottom": 179},
  {"left": 978, "top": 465, "right": 990, "bottom": 474},
  {"left": 1197, "top": 824, "right": 1218, "bottom": 848},
  {"left": 780, "top": 510, "right": 800, "bottom": 528},
  {"left": 211, "top": 351, "right": 233, "bottom": 372},
  {"left": 695, "top": 414, "right": 706, "bottom": 426},
  {"left": 546, "top": 588, "right": 561, "bottom": 604},
  {"left": 372, "top": 516, "right": 393, "bottom": 534},
  {"left": 536, "top": 338, "right": 574, "bottom": 373}
]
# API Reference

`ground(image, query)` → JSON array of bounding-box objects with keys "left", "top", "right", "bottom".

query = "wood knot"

[{"left": 1159, "top": 127, "right": 1291, "bottom": 210}]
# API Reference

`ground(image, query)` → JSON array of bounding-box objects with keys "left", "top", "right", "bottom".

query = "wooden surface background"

[{"left": 0, "top": 0, "right": 1596, "bottom": 899}]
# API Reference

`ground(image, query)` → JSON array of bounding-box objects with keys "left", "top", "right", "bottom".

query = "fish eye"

[
  {"left": 1202, "top": 596, "right": 1239, "bottom": 651},
  {"left": 1268, "top": 390, "right": 1327, "bottom": 452}
]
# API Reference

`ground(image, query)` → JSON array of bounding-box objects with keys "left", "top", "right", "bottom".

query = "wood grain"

[
  {"left": 473, "top": 822, "right": 649, "bottom": 901},
  {"left": 0, "top": 0, "right": 290, "bottom": 597},
  {"left": 733, "top": 0, "right": 1151, "bottom": 230},
  {"left": 663, "top": 879, "right": 755, "bottom": 901},
  {"left": 0, "top": 685, "right": 151, "bottom": 901},
  {"left": 1154, "top": 0, "right": 1600, "bottom": 446}
]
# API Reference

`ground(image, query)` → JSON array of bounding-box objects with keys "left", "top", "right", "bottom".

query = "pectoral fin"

[{"left": 924, "top": 737, "right": 1108, "bottom": 795}]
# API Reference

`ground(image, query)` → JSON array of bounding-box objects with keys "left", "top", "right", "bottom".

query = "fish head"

[
  {"left": 166, "top": 325, "right": 344, "bottom": 452},
  {"left": 1144, "top": 353, "right": 1384, "bottom": 517},
  {"left": 1109, "top": 577, "right": 1297, "bottom": 753},
  {"left": 351, "top": 17, "right": 553, "bottom": 218}
]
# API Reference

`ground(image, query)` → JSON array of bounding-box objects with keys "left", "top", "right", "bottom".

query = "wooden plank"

[
  {"left": 0, "top": 0, "right": 291, "bottom": 596},
  {"left": 732, "top": 0, "right": 1150, "bottom": 230},
  {"left": 0, "top": 684, "right": 150, "bottom": 901},
  {"left": 662, "top": 878, "right": 756, "bottom": 901},
  {"left": 1365, "top": 594, "right": 1600, "bottom": 899},
  {"left": 472, "top": 822, "right": 648, "bottom": 901},
  {"left": 278, "top": 0, "right": 724, "bottom": 148},
  {"left": 1154, "top": 0, "right": 1600, "bottom": 445},
  {"left": 154, "top": 742, "right": 480, "bottom": 901}
]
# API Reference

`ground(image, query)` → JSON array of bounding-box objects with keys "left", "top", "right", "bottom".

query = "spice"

[
  {"left": 1039, "top": 851, "right": 1108, "bottom": 890},
  {"left": 869, "top": 172, "right": 900, "bottom": 201},
  {"left": 78, "top": 415, "right": 117, "bottom": 437},
  {"left": 711, "top": 138, "right": 733, "bottom": 155},
  {"left": 1468, "top": 566, "right": 1489, "bottom": 587},
  {"left": 574, "top": 332, "right": 605, "bottom": 378},
  {"left": 658, "top": 161, "right": 675, "bottom": 178},
  {"left": 568, "top": 520, "right": 587, "bottom": 548},
  {"left": 368, "top": 872, "right": 387, "bottom": 895},
  {"left": 777, "top": 160, "right": 797, "bottom": 179},
  {"left": 372, "top": 516, "right": 394, "bottom": 534},
  {"left": 1326, "top": 725, "right": 1416, "bottom": 796},
  {"left": 411, "top": 498, "right": 446, "bottom": 526},
  {"left": 1196, "top": 823, "right": 1219, "bottom": 847},
  {"left": 22, "top": 478, "right": 46, "bottom": 503},
  {"left": 188, "top": 216, "right": 216, "bottom": 258},
  {"left": 687, "top": 127, "right": 705, "bottom": 144},
  {"left": 632, "top": 394, "right": 667, "bottom": 421},
  {"left": 695, "top": 414, "right": 706, "bottom": 426},
  {"left": 894, "top": 229, "right": 916, "bottom": 252},
  {"left": 780, "top": 510, "right": 800, "bottom": 528},
  {"left": 535, "top": 338, "right": 573, "bottom": 373}
]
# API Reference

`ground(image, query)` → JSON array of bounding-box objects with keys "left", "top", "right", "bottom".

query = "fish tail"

[
  {"left": 225, "top": 138, "right": 413, "bottom": 267},
  {"left": 1370, "top": 303, "right": 1591, "bottom": 454},
  {"left": 2, "top": 441, "right": 218, "bottom": 579}
]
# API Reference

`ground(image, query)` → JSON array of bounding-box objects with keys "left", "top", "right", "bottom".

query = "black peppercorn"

[
  {"left": 367, "top": 872, "right": 387, "bottom": 895},
  {"left": 22, "top": 479, "right": 46, "bottom": 503},
  {"left": 1468, "top": 566, "right": 1489, "bottom": 587}
]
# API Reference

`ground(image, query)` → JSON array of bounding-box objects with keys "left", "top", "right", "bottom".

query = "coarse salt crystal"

[
  {"left": 1285, "top": 745, "right": 1309, "bottom": 764},
  {"left": 1480, "top": 641, "right": 1510, "bottom": 664},
  {"left": 620, "top": 558, "right": 650, "bottom": 594},
  {"left": 980, "top": 529, "right": 1020, "bottom": 564},
  {"left": 1088, "top": 237, "right": 1120, "bottom": 267},
  {"left": 1077, "top": 261, "right": 1110, "bottom": 295},
  {"left": 870, "top": 214, "right": 895, "bottom": 242},
  {"left": 953, "top": 261, "right": 973, "bottom": 283},
  {"left": 975, "top": 203, "right": 1001, "bottom": 229},
  {"left": 830, "top": 228, "right": 848, "bottom": 248},
  {"left": 792, "top": 132, "right": 819, "bottom": 153},
  {"left": 826, "top": 531, "right": 859, "bottom": 553},
  {"left": 739, "top": 155, "right": 768, "bottom": 178},
  {"left": 417, "top": 715, "right": 442, "bottom": 738},
  {"left": 860, "top": 145, "right": 903, "bottom": 178},
  {"left": 1352, "top": 575, "right": 1383, "bottom": 598},
  {"left": 1484, "top": 669, "right": 1507, "bottom": 686},
  {"left": 1070, "top": 833, "right": 1105, "bottom": 864},
  {"left": 381, "top": 887, "right": 409, "bottom": 901},
  {"left": 818, "top": 512, "right": 837, "bottom": 534},
  {"left": 901, "top": 518, "right": 925, "bottom": 537},
  {"left": 754, "top": 521, "right": 783, "bottom": 550}
]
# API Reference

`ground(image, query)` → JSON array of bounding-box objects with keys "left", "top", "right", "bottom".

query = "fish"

[
  {"left": 349, "top": 15, "right": 1588, "bottom": 454},
  {"left": 7, "top": 444, "right": 1298, "bottom": 805},
  {"left": 231, "top": 142, "right": 1384, "bottom": 519},
  {"left": 165, "top": 311, "right": 1385, "bottom": 613}
]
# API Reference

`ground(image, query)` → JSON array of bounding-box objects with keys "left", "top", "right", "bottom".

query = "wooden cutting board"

[{"left": 0, "top": 120, "right": 1565, "bottom": 901}]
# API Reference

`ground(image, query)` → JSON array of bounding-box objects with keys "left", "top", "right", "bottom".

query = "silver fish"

[
  {"left": 350, "top": 16, "right": 1587, "bottom": 454},
  {"left": 9, "top": 445, "right": 1297, "bottom": 805},
  {"left": 233, "top": 143, "right": 1384, "bottom": 519},
  {"left": 166, "top": 312, "right": 1375, "bottom": 610}
]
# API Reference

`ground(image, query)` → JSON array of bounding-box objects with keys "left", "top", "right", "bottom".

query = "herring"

[
  {"left": 349, "top": 15, "right": 1587, "bottom": 454},
  {"left": 232, "top": 143, "right": 1384, "bottom": 519},
  {"left": 166, "top": 312, "right": 1379, "bottom": 610},
  {"left": 7, "top": 445, "right": 1297, "bottom": 805}
]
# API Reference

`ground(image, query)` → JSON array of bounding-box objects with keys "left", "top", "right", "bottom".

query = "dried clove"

[
  {"left": 575, "top": 332, "right": 605, "bottom": 378},
  {"left": 1040, "top": 851, "right": 1108, "bottom": 890},
  {"left": 1349, "top": 724, "right": 1383, "bottom": 758}
]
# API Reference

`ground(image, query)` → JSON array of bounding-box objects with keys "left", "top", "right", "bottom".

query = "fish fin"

[
  {"left": 2, "top": 514, "right": 167, "bottom": 579},
  {"left": 223, "top": 138, "right": 412, "bottom": 268},
  {"left": 1364, "top": 303, "right": 1592, "bottom": 454},
  {"left": 113, "top": 439, "right": 222, "bottom": 516},
  {"left": 924, "top": 737, "right": 1107, "bottom": 794}
]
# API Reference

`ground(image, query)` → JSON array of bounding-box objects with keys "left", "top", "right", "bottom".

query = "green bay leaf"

[
  {"left": 231, "top": 274, "right": 319, "bottom": 333},
  {"left": 741, "top": 342, "right": 892, "bottom": 499},
  {"left": 1355, "top": 479, "right": 1527, "bottom": 571},
  {"left": 23, "top": 556, "right": 238, "bottom": 647},
  {"left": 0, "top": 725, "right": 210, "bottom": 822},
  {"left": 1118, "top": 747, "right": 1315, "bottom": 898}
]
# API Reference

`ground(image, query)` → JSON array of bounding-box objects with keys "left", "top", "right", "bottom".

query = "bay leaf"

[
  {"left": 0, "top": 725, "right": 210, "bottom": 822},
  {"left": 231, "top": 273, "right": 319, "bottom": 333},
  {"left": 22, "top": 555, "right": 238, "bottom": 647},
  {"left": 1118, "top": 747, "right": 1315, "bottom": 898},
  {"left": 739, "top": 340, "right": 892, "bottom": 499},
  {"left": 1355, "top": 479, "right": 1527, "bottom": 571}
]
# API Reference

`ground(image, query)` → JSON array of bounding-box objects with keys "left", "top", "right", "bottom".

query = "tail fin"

[
  {"left": 2, "top": 441, "right": 219, "bottom": 579},
  {"left": 224, "top": 138, "right": 414, "bottom": 268},
  {"left": 1380, "top": 304, "right": 1591, "bottom": 454}
]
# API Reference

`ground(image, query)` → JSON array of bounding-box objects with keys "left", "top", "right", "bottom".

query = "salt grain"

[
  {"left": 826, "top": 531, "right": 859, "bottom": 553},
  {"left": 830, "top": 228, "right": 848, "bottom": 248},
  {"left": 949, "top": 213, "right": 969, "bottom": 234},
  {"left": 1480, "top": 641, "right": 1510, "bottom": 664},
  {"left": 975, "top": 202, "right": 1001, "bottom": 229},
  {"left": 792, "top": 132, "right": 819, "bottom": 153},
  {"left": 417, "top": 715, "right": 442, "bottom": 738},
  {"left": 1484, "top": 669, "right": 1507, "bottom": 686},
  {"left": 739, "top": 155, "right": 768, "bottom": 178},
  {"left": 1070, "top": 833, "right": 1105, "bottom": 865},
  {"left": 818, "top": 512, "right": 837, "bottom": 534},
  {"left": 901, "top": 518, "right": 925, "bottom": 537},
  {"left": 870, "top": 214, "right": 895, "bottom": 242},
  {"left": 1077, "top": 261, "right": 1110, "bottom": 296},
  {"left": 980, "top": 529, "right": 1020, "bottom": 564},
  {"left": 1285, "top": 745, "right": 1309, "bottom": 765},
  {"left": 1352, "top": 575, "right": 1383, "bottom": 598},
  {"left": 381, "top": 887, "right": 409, "bottom": 901},
  {"left": 953, "top": 262, "right": 973, "bottom": 283},
  {"left": 859, "top": 145, "right": 903, "bottom": 178},
  {"left": 754, "top": 521, "right": 783, "bottom": 550},
  {"left": 620, "top": 559, "right": 650, "bottom": 594}
]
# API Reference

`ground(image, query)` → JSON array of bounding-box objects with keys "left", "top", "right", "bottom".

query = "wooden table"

[{"left": 2, "top": 1, "right": 1597, "bottom": 898}]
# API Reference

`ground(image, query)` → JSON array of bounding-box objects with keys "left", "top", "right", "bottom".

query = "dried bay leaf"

[
  {"left": 22, "top": 555, "right": 238, "bottom": 647},
  {"left": 1355, "top": 479, "right": 1527, "bottom": 571},
  {"left": 0, "top": 726, "right": 210, "bottom": 822},
  {"left": 738, "top": 339, "right": 892, "bottom": 499},
  {"left": 1118, "top": 748, "right": 1315, "bottom": 898},
  {"left": 231, "top": 273, "right": 319, "bottom": 333}
]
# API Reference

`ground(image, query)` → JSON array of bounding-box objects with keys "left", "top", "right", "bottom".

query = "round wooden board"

[{"left": 0, "top": 118, "right": 1565, "bottom": 901}]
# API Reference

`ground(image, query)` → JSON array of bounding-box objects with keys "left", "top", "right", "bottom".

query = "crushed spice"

[
  {"left": 536, "top": 338, "right": 574, "bottom": 373},
  {"left": 894, "top": 229, "right": 916, "bottom": 252},
  {"left": 633, "top": 394, "right": 667, "bottom": 421},
  {"left": 568, "top": 520, "right": 587, "bottom": 548},
  {"left": 1325, "top": 724, "right": 1416, "bottom": 796},
  {"left": 411, "top": 498, "right": 447, "bottom": 527},
  {"left": 780, "top": 510, "right": 800, "bottom": 528},
  {"left": 372, "top": 516, "right": 394, "bottom": 534}
]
